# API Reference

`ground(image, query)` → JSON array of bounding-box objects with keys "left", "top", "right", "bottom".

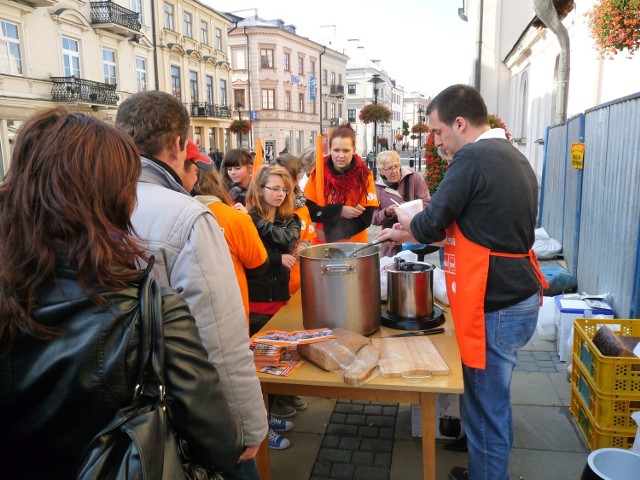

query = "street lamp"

[
  {"left": 367, "top": 73, "right": 384, "bottom": 176},
  {"left": 236, "top": 101, "right": 244, "bottom": 148},
  {"left": 417, "top": 106, "right": 425, "bottom": 151}
]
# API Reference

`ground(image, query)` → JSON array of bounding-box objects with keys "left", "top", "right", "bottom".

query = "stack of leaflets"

[{"left": 249, "top": 328, "right": 335, "bottom": 376}]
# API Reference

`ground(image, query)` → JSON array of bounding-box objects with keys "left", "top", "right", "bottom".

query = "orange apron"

[{"left": 443, "top": 221, "right": 549, "bottom": 369}]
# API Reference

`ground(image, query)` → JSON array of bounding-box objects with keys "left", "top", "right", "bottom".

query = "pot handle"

[{"left": 320, "top": 264, "right": 355, "bottom": 275}]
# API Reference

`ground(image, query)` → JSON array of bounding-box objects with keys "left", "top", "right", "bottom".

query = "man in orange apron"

[{"left": 376, "top": 85, "right": 547, "bottom": 480}]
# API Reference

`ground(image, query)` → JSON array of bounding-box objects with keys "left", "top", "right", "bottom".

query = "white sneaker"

[{"left": 268, "top": 429, "right": 291, "bottom": 450}]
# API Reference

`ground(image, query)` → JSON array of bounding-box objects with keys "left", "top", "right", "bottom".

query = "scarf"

[
  {"left": 323, "top": 154, "right": 370, "bottom": 204},
  {"left": 381, "top": 176, "right": 399, "bottom": 190}
]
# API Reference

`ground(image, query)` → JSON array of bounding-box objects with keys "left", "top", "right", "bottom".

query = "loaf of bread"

[
  {"left": 343, "top": 344, "right": 381, "bottom": 386},
  {"left": 593, "top": 325, "right": 639, "bottom": 357},
  {"left": 297, "top": 328, "right": 371, "bottom": 371}
]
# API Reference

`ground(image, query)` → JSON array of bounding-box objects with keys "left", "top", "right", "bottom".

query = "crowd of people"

[{"left": 0, "top": 85, "right": 546, "bottom": 480}]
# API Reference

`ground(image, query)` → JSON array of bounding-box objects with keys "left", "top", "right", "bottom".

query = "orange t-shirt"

[
  {"left": 304, "top": 162, "right": 378, "bottom": 244},
  {"left": 289, "top": 204, "right": 317, "bottom": 294},
  {"left": 206, "top": 201, "right": 268, "bottom": 321}
]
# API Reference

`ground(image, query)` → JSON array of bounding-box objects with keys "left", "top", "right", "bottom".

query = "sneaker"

[
  {"left": 269, "top": 416, "right": 293, "bottom": 432},
  {"left": 280, "top": 395, "right": 307, "bottom": 411},
  {"left": 270, "top": 398, "right": 297, "bottom": 418},
  {"left": 448, "top": 467, "right": 468, "bottom": 480},
  {"left": 268, "top": 429, "right": 291, "bottom": 450}
]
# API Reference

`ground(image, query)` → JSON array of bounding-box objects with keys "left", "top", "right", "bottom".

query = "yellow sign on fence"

[{"left": 571, "top": 143, "right": 585, "bottom": 169}]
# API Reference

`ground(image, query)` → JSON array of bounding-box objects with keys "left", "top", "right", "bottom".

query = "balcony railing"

[
  {"left": 50, "top": 76, "right": 119, "bottom": 106},
  {"left": 185, "top": 102, "right": 232, "bottom": 119},
  {"left": 329, "top": 84, "right": 345, "bottom": 96},
  {"left": 90, "top": 1, "right": 141, "bottom": 33}
]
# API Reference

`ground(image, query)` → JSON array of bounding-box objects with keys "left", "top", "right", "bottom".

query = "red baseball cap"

[{"left": 185, "top": 139, "right": 214, "bottom": 170}]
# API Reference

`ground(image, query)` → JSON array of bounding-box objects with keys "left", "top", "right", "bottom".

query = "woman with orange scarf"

[{"left": 304, "top": 123, "right": 378, "bottom": 243}]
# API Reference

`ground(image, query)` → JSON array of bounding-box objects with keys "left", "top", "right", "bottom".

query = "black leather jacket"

[
  {"left": 0, "top": 267, "right": 244, "bottom": 479},
  {"left": 248, "top": 213, "right": 301, "bottom": 302}
]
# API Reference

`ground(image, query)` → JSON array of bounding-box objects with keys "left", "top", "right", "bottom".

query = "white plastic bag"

[
  {"left": 536, "top": 296, "right": 556, "bottom": 341},
  {"left": 533, "top": 227, "right": 562, "bottom": 260},
  {"left": 433, "top": 267, "right": 449, "bottom": 306}
]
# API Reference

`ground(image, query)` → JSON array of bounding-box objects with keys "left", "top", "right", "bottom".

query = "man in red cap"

[{"left": 182, "top": 138, "right": 214, "bottom": 193}]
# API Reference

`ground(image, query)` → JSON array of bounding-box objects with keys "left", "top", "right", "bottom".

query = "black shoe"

[
  {"left": 449, "top": 466, "right": 468, "bottom": 480},
  {"left": 444, "top": 434, "right": 468, "bottom": 452}
]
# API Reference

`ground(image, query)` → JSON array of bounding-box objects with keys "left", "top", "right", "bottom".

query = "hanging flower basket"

[
  {"left": 411, "top": 124, "right": 429, "bottom": 135},
  {"left": 394, "top": 133, "right": 404, "bottom": 141},
  {"left": 410, "top": 134, "right": 418, "bottom": 140},
  {"left": 228, "top": 119, "right": 251, "bottom": 135},
  {"left": 358, "top": 103, "right": 392, "bottom": 124},
  {"left": 423, "top": 114, "right": 511, "bottom": 195},
  {"left": 587, "top": 0, "right": 640, "bottom": 58},
  {"left": 377, "top": 138, "right": 389, "bottom": 148}
]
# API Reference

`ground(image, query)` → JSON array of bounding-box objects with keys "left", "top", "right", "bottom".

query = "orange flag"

[
  {"left": 314, "top": 134, "right": 325, "bottom": 206},
  {"left": 253, "top": 137, "right": 264, "bottom": 172}
]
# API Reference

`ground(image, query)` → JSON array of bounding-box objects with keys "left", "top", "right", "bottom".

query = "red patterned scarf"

[{"left": 323, "top": 154, "right": 370, "bottom": 204}]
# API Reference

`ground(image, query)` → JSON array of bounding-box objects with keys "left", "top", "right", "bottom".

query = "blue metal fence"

[{"left": 540, "top": 92, "right": 640, "bottom": 317}]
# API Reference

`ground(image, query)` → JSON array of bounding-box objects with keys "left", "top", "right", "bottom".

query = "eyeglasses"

[
  {"left": 263, "top": 185, "right": 291, "bottom": 194},
  {"left": 382, "top": 165, "right": 401, "bottom": 171}
]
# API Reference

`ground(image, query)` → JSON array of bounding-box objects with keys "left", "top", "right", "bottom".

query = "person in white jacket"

[{"left": 116, "top": 91, "right": 267, "bottom": 479}]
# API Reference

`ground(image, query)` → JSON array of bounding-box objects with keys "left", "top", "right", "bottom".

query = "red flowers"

[
  {"left": 228, "top": 120, "right": 251, "bottom": 134},
  {"left": 587, "top": 0, "right": 640, "bottom": 58},
  {"left": 358, "top": 104, "right": 392, "bottom": 124}
]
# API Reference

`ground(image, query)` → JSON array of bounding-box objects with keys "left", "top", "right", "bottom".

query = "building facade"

[{"left": 225, "top": 13, "right": 347, "bottom": 157}]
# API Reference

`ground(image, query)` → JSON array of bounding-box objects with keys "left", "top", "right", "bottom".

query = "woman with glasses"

[
  {"left": 245, "top": 166, "right": 301, "bottom": 337},
  {"left": 372, "top": 150, "right": 431, "bottom": 257}
]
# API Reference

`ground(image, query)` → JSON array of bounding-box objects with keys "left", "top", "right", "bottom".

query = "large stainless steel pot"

[
  {"left": 387, "top": 260, "right": 435, "bottom": 318},
  {"left": 299, "top": 243, "right": 381, "bottom": 336}
]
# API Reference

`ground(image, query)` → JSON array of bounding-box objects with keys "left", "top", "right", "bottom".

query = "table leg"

[
  {"left": 420, "top": 392, "right": 436, "bottom": 480},
  {"left": 256, "top": 386, "right": 271, "bottom": 479}
]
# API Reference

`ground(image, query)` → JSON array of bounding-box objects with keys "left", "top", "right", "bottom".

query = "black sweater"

[{"left": 410, "top": 138, "right": 540, "bottom": 312}]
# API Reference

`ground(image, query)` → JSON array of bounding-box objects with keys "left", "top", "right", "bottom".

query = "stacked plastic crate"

[{"left": 570, "top": 318, "right": 640, "bottom": 449}]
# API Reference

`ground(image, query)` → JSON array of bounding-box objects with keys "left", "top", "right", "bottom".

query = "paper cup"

[{"left": 396, "top": 199, "right": 423, "bottom": 218}]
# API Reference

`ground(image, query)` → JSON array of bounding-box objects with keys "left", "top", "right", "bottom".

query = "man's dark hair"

[
  {"left": 426, "top": 84, "right": 488, "bottom": 127},
  {"left": 116, "top": 91, "right": 190, "bottom": 157}
]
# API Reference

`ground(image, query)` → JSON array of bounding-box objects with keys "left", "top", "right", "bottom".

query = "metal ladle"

[{"left": 325, "top": 239, "right": 383, "bottom": 259}]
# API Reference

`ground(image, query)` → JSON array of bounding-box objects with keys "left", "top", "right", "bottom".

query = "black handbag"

[{"left": 76, "top": 271, "right": 221, "bottom": 480}]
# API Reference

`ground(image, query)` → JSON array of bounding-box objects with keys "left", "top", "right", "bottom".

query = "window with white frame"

[
  {"left": 309, "top": 59, "right": 315, "bottom": 75},
  {"left": 262, "top": 89, "right": 275, "bottom": 109},
  {"left": 130, "top": 0, "right": 143, "bottom": 23},
  {"left": 164, "top": 3, "right": 174, "bottom": 30},
  {"left": 299, "top": 93, "right": 304, "bottom": 113},
  {"left": 0, "top": 21, "right": 22, "bottom": 75},
  {"left": 348, "top": 84, "right": 356, "bottom": 94},
  {"left": 322, "top": 68, "right": 327, "bottom": 85},
  {"left": 215, "top": 28, "right": 222, "bottom": 50},
  {"left": 183, "top": 12, "right": 192, "bottom": 37},
  {"left": 348, "top": 109, "right": 356, "bottom": 122},
  {"left": 284, "top": 91, "right": 290, "bottom": 111},
  {"left": 206, "top": 75, "right": 213, "bottom": 104},
  {"left": 283, "top": 52, "right": 290, "bottom": 71},
  {"left": 135, "top": 57, "right": 146, "bottom": 92},
  {"left": 330, "top": 71, "right": 335, "bottom": 85},
  {"left": 260, "top": 48, "right": 274, "bottom": 68},
  {"left": 232, "top": 47, "right": 245, "bottom": 69},
  {"left": 170, "top": 65, "right": 181, "bottom": 99},
  {"left": 200, "top": 20, "right": 208, "bottom": 44},
  {"left": 219, "top": 78, "right": 227, "bottom": 106},
  {"left": 330, "top": 103, "right": 336, "bottom": 118},
  {"left": 61, "top": 36, "right": 80, "bottom": 77},
  {"left": 189, "top": 70, "right": 198, "bottom": 103},
  {"left": 102, "top": 48, "right": 116, "bottom": 85},
  {"left": 297, "top": 56, "right": 304, "bottom": 75}
]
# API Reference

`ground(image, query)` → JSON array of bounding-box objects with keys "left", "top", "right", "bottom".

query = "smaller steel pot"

[{"left": 386, "top": 259, "right": 435, "bottom": 319}]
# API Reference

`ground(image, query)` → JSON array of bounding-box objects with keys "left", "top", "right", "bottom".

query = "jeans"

[
  {"left": 460, "top": 293, "right": 539, "bottom": 480},
  {"left": 221, "top": 459, "right": 260, "bottom": 480}
]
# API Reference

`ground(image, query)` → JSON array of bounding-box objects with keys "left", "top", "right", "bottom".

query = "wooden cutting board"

[{"left": 371, "top": 336, "right": 449, "bottom": 378}]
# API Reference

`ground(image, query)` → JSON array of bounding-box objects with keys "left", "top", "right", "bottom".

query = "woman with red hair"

[{"left": 304, "top": 123, "right": 378, "bottom": 243}]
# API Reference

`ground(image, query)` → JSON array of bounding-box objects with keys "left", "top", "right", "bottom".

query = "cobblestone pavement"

[
  {"left": 516, "top": 349, "right": 566, "bottom": 373},
  {"left": 311, "top": 400, "right": 397, "bottom": 480}
]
